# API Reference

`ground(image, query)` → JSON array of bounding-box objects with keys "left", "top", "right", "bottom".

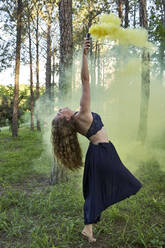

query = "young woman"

[{"left": 51, "top": 38, "right": 142, "bottom": 242}]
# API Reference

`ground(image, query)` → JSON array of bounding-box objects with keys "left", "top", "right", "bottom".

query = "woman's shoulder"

[
  {"left": 74, "top": 110, "right": 102, "bottom": 120},
  {"left": 73, "top": 110, "right": 93, "bottom": 122}
]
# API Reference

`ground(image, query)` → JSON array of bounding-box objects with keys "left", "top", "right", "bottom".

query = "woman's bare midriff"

[
  {"left": 74, "top": 112, "right": 109, "bottom": 145},
  {"left": 89, "top": 127, "right": 109, "bottom": 145}
]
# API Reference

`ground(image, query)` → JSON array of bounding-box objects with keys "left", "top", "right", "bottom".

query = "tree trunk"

[
  {"left": 97, "top": 43, "right": 101, "bottom": 85},
  {"left": 102, "top": 56, "right": 105, "bottom": 87},
  {"left": 51, "top": 0, "right": 73, "bottom": 183},
  {"left": 137, "top": 0, "right": 150, "bottom": 144},
  {"left": 59, "top": 0, "right": 73, "bottom": 96},
  {"left": 93, "top": 42, "right": 97, "bottom": 85},
  {"left": 118, "top": 0, "right": 123, "bottom": 24},
  {"left": 50, "top": 46, "right": 56, "bottom": 102},
  {"left": 124, "top": 0, "right": 129, "bottom": 28},
  {"left": 133, "top": 0, "right": 137, "bottom": 28},
  {"left": 139, "top": 0, "right": 147, "bottom": 28},
  {"left": 72, "top": 53, "right": 76, "bottom": 90},
  {"left": 28, "top": 14, "right": 34, "bottom": 131},
  {"left": 49, "top": 159, "right": 68, "bottom": 185},
  {"left": 46, "top": 22, "right": 52, "bottom": 98},
  {"left": 12, "top": 0, "right": 22, "bottom": 137},
  {"left": 163, "top": 0, "right": 165, "bottom": 27},
  {"left": 159, "top": 0, "right": 165, "bottom": 81},
  {"left": 89, "top": 37, "right": 95, "bottom": 87},
  {"left": 50, "top": 159, "right": 59, "bottom": 185},
  {"left": 52, "top": 48, "right": 55, "bottom": 87},
  {"left": 159, "top": 40, "right": 165, "bottom": 81},
  {"left": 36, "top": 10, "right": 41, "bottom": 131}
]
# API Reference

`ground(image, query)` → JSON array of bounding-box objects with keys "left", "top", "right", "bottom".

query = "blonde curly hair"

[{"left": 51, "top": 116, "right": 83, "bottom": 170}]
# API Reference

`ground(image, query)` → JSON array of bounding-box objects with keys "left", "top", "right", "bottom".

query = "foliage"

[
  {"left": 0, "top": 0, "right": 17, "bottom": 71},
  {"left": 0, "top": 85, "right": 45, "bottom": 128},
  {"left": 0, "top": 40, "right": 13, "bottom": 72},
  {"left": 72, "top": 0, "right": 114, "bottom": 48},
  {"left": 149, "top": 1, "right": 165, "bottom": 43},
  {"left": 0, "top": 85, "right": 26, "bottom": 127}
]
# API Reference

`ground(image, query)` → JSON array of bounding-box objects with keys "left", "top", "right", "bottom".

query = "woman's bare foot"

[{"left": 81, "top": 225, "right": 96, "bottom": 242}]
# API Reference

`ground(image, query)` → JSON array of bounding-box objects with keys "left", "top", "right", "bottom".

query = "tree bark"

[
  {"left": 28, "top": 14, "right": 34, "bottom": 131},
  {"left": 124, "top": 0, "right": 129, "bottom": 28},
  {"left": 163, "top": 0, "right": 165, "bottom": 27},
  {"left": 52, "top": 47, "right": 56, "bottom": 87},
  {"left": 118, "top": 0, "right": 123, "bottom": 24},
  {"left": 93, "top": 42, "right": 97, "bottom": 85},
  {"left": 36, "top": 9, "right": 41, "bottom": 131},
  {"left": 159, "top": 0, "right": 165, "bottom": 81},
  {"left": 137, "top": 0, "right": 150, "bottom": 144},
  {"left": 139, "top": 0, "right": 147, "bottom": 28},
  {"left": 12, "top": 0, "right": 22, "bottom": 137},
  {"left": 59, "top": 0, "right": 73, "bottom": 95},
  {"left": 46, "top": 22, "right": 52, "bottom": 98},
  {"left": 133, "top": 0, "right": 137, "bottom": 28},
  {"left": 50, "top": 159, "right": 68, "bottom": 185},
  {"left": 159, "top": 39, "right": 165, "bottom": 81},
  {"left": 97, "top": 43, "right": 101, "bottom": 85},
  {"left": 102, "top": 57, "right": 105, "bottom": 87},
  {"left": 51, "top": 47, "right": 56, "bottom": 100}
]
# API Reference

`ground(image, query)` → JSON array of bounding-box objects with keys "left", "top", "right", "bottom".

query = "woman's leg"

[{"left": 81, "top": 224, "right": 96, "bottom": 242}]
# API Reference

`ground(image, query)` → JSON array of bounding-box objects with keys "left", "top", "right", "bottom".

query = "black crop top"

[{"left": 86, "top": 112, "right": 104, "bottom": 139}]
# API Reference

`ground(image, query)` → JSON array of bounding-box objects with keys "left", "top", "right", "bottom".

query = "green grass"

[{"left": 0, "top": 129, "right": 165, "bottom": 248}]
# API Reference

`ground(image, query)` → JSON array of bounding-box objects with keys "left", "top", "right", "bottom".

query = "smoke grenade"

[{"left": 86, "top": 33, "right": 91, "bottom": 39}]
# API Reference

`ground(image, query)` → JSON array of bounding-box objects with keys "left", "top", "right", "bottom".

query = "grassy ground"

[{"left": 0, "top": 129, "right": 165, "bottom": 248}]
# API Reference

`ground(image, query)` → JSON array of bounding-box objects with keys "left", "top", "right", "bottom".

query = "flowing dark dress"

[{"left": 83, "top": 112, "right": 142, "bottom": 225}]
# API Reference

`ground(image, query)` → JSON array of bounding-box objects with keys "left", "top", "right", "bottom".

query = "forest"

[{"left": 0, "top": 0, "right": 165, "bottom": 247}]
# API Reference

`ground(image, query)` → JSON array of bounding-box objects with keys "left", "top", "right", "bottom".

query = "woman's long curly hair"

[{"left": 51, "top": 116, "right": 83, "bottom": 170}]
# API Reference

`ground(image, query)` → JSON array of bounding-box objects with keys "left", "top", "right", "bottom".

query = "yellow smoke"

[{"left": 89, "top": 14, "right": 153, "bottom": 49}]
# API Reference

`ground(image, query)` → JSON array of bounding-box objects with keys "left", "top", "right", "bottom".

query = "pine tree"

[
  {"left": 12, "top": 0, "right": 23, "bottom": 137},
  {"left": 137, "top": 0, "right": 150, "bottom": 144},
  {"left": 59, "top": 0, "right": 73, "bottom": 95}
]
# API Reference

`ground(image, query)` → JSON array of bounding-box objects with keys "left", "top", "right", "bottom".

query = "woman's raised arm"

[{"left": 80, "top": 38, "right": 91, "bottom": 114}]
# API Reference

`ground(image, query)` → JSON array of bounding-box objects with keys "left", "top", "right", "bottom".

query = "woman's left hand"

[{"left": 83, "top": 38, "right": 90, "bottom": 55}]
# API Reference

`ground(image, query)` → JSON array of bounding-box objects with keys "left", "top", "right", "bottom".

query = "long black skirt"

[{"left": 83, "top": 141, "right": 142, "bottom": 225}]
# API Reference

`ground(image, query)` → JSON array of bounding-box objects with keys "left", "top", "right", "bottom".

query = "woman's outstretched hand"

[{"left": 83, "top": 38, "right": 90, "bottom": 55}]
